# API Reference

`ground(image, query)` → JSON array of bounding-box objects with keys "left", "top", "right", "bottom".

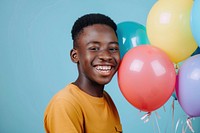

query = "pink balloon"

[{"left": 118, "top": 45, "right": 176, "bottom": 112}]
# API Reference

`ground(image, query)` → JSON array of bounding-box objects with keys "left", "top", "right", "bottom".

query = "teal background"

[{"left": 0, "top": 0, "right": 199, "bottom": 133}]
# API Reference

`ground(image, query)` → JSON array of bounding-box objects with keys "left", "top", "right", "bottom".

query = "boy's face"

[{"left": 72, "top": 24, "right": 120, "bottom": 85}]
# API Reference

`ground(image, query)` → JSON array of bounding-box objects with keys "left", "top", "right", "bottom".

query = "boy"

[{"left": 44, "top": 13, "right": 122, "bottom": 133}]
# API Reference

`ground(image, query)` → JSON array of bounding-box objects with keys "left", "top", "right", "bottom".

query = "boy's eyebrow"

[
  {"left": 86, "top": 41, "right": 100, "bottom": 45},
  {"left": 86, "top": 41, "right": 119, "bottom": 45},
  {"left": 109, "top": 41, "right": 119, "bottom": 45}
]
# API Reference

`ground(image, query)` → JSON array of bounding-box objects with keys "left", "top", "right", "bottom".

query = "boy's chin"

[{"left": 97, "top": 78, "right": 112, "bottom": 85}]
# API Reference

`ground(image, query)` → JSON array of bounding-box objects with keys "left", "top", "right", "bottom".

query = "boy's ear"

[{"left": 70, "top": 49, "right": 79, "bottom": 63}]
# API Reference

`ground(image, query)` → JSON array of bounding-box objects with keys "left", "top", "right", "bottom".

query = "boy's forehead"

[
  {"left": 82, "top": 25, "right": 116, "bottom": 38},
  {"left": 82, "top": 24, "right": 115, "bottom": 35},
  {"left": 83, "top": 23, "right": 114, "bottom": 32}
]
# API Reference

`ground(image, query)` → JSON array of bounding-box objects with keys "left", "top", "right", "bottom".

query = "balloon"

[
  {"left": 172, "top": 91, "right": 177, "bottom": 100},
  {"left": 191, "top": 0, "right": 200, "bottom": 47},
  {"left": 172, "top": 75, "right": 178, "bottom": 100},
  {"left": 176, "top": 54, "right": 200, "bottom": 117},
  {"left": 146, "top": 0, "right": 198, "bottom": 63},
  {"left": 118, "top": 45, "right": 176, "bottom": 112},
  {"left": 191, "top": 47, "right": 200, "bottom": 56},
  {"left": 117, "top": 21, "right": 149, "bottom": 58}
]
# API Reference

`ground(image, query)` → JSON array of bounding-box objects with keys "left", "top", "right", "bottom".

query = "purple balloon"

[{"left": 176, "top": 54, "right": 200, "bottom": 117}]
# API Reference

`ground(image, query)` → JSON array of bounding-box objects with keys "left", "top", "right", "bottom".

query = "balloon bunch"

[
  {"left": 116, "top": 21, "right": 171, "bottom": 113},
  {"left": 117, "top": 0, "right": 200, "bottom": 130},
  {"left": 147, "top": 0, "right": 200, "bottom": 118}
]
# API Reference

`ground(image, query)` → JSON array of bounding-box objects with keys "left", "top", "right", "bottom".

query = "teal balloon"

[
  {"left": 172, "top": 92, "right": 177, "bottom": 100},
  {"left": 191, "top": 47, "right": 200, "bottom": 56},
  {"left": 191, "top": 0, "right": 200, "bottom": 47},
  {"left": 117, "top": 21, "right": 149, "bottom": 58}
]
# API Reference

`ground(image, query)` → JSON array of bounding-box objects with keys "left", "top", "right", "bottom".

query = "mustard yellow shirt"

[{"left": 44, "top": 83, "right": 122, "bottom": 133}]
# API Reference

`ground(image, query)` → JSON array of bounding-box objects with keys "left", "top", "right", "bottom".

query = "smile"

[
  {"left": 95, "top": 65, "right": 113, "bottom": 75},
  {"left": 95, "top": 65, "right": 112, "bottom": 71}
]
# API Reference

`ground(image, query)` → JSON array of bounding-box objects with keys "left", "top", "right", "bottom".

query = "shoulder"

[
  {"left": 52, "top": 84, "right": 80, "bottom": 102},
  {"left": 44, "top": 84, "right": 84, "bottom": 133},
  {"left": 45, "top": 84, "right": 82, "bottom": 113}
]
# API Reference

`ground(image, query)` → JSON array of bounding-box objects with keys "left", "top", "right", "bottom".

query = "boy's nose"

[{"left": 98, "top": 50, "right": 112, "bottom": 61}]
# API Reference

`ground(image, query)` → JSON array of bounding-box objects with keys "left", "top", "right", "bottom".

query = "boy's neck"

[{"left": 73, "top": 79, "right": 105, "bottom": 97}]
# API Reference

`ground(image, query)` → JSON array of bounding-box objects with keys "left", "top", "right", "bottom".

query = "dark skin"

[{"left": 70, "top": 24, "right": 120, "bottom": 97}]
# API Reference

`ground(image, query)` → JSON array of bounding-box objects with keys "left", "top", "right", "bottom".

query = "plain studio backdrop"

[{"left": 0, "top": 0, "right": 200, "bottom": 133}]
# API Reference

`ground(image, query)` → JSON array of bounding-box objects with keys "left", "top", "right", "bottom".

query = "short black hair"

[{"left": 71, "top": 13, "right": 117, "bottom": 43}]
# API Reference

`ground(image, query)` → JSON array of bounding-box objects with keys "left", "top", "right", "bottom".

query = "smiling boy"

[{"left": 44, "top": 13, "right": 122, "bottom": 133}]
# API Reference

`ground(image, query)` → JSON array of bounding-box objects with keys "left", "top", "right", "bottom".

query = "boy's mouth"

[{"left": 95, "top": 65, "right": 112, "bottom": 75}]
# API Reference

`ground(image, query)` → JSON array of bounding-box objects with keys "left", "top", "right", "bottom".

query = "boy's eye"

[
  {"left": 89, "top": 47, "right": 99, "bottom": 51},
  {"left": 109, "top": 47, "right": 119, "bottom": 52}
]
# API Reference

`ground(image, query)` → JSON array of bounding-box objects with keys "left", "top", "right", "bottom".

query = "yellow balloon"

[{"left": 146, "top": 0, "right": 198, "bottom": 63}]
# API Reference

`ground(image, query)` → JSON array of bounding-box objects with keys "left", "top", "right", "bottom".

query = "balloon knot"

[{"left": 141, "top": 112, "right": 151, "bottom": 123}]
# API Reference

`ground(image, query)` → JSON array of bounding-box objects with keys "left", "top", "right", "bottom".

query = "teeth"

[{"left": 96, "top": 66, "right": 111, "bottom": 71}]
